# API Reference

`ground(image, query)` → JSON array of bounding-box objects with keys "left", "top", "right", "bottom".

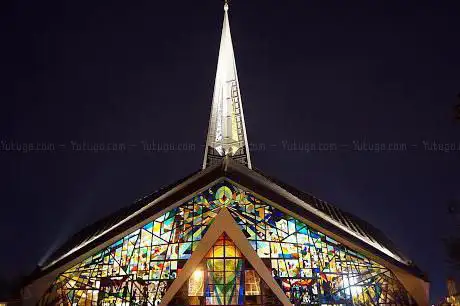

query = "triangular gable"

[
  {"left": 170, "top": 233, "right": 285, "bottom": 305},
  {"left": 36, "top": 180, "right": 419, "bottom": 306},
  {"left": 37, "top": 159, "right": 416, "bottom": 279},
  {"left": 159, "top": 207, "right": 290, "bottom": 306}
]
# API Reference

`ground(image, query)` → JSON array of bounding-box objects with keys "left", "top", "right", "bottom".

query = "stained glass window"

[
  {"left": 188, "top": 268, "right": 205, "bottom": 297},
  {"left": 171, "top": 234, "right": 281, "bottom": 306},
  {"left": 39, "top": 181, "right": 416, "bottom": 305},
  {"left": 225, "top": 192, "right": 416, "bottom": 305},
  {"left": 244, "top": 270, "right": 261, "bottom": 296},
  {"left": 205, "top": 234, "right": 244, "bottom": 305}
]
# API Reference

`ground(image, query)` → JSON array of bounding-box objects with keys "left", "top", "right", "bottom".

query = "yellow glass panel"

[
  {"left": 225, "top": 271, "right": 236, "bottom": 284},
  {"left": 225, "top": 259, "right": 235, "bottom": 271},
  {"left": 270, "top": 242, "right": 282, "bottom": 258},
  {"left": 209, "top": 271, "right": 224, "bottom": 284},
  {"left": 153, "top": 222, "right": 161, "bottom": 235},
  {"left": 213, "top": 259, "right": 224, "bottom": 271},
  {"left": 225, "top": 245, "right": 236, "bottom": 257},
  {"left": 278, "top": 260, "right": 287, "bottom": 277},
  {"left": 213, "top": 245, "right": 224, "bottom": 258}
]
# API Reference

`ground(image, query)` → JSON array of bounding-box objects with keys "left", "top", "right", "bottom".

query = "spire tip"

[{"left": 203, "top": 0, "right": 252, "bottom": 170}]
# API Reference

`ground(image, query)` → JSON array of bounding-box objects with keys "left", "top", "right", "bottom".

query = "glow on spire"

[{"left": 203, "top": 2, "right": 252, "bottom": 169}]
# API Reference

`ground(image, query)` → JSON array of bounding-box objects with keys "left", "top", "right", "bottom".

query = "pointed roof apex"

[
  {"left": 203, "top": 2, "right": 252, "bottom": 170},
  {"left": 159, "top": 207, "right": 291, "bottom": 306}
]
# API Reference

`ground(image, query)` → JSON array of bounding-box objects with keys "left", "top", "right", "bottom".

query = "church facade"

[{"left": 22, "top": 3, "right": 429, "bottom": 306}]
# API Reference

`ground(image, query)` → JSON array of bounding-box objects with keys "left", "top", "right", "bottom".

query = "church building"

[{"left": 22, "top": 3, "right": 429, "bottom": 305}]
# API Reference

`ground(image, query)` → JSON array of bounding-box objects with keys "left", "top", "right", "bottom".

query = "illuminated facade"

[
  {"left": 37, "top": 182, "right": 419, "bottom": 306},
  {"left": 22, "top": 2, "right": 429, "bottom": 306}
]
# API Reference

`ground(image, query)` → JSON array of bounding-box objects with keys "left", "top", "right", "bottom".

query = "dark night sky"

[{"left": 1, "top": 0, "right": 459, "bottom": 303}]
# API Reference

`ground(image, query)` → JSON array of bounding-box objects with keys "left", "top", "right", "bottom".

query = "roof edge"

[{"left": 26, "top": 158, "right": 427, "bottom": 286}]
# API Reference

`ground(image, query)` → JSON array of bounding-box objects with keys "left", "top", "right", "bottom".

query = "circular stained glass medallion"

[{"left": 215, "top": 186, "right": 233, "bottom": 205}]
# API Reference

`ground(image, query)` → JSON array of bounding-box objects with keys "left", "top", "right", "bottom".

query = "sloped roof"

[
  {"left": 252, "top": 168, "right": 411, "bottom": 265},
  {"left": 26, "top": 158, "right": 426, "bottom": 285}
]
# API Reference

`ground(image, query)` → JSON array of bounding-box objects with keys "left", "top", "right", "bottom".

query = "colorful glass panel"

[
  {"left": 39, "top": 181, "right": 416, "bottom": 305},
  {"left": 205, "top": 234, "right": 244, "bottom": 305},
  {"left": 171, "top": 233, "right": 281, "bottom": 306},
  {"left": 244, "top": 270, "right": 261, "bottom": 296},
  {"left": 225, "top": 194, "right": 416, "bottom": 305},
  {"left": 188, "top": 269, "right": 205, "bottom": 297}
]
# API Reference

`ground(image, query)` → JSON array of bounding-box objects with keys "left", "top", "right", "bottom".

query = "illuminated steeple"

[{"left": 203, "top": 1, "right": 252, "bottom": 169}]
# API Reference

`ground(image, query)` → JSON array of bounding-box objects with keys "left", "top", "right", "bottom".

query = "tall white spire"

[{"left": 203, "top": 2, "right": 252, "bottom": 169}]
